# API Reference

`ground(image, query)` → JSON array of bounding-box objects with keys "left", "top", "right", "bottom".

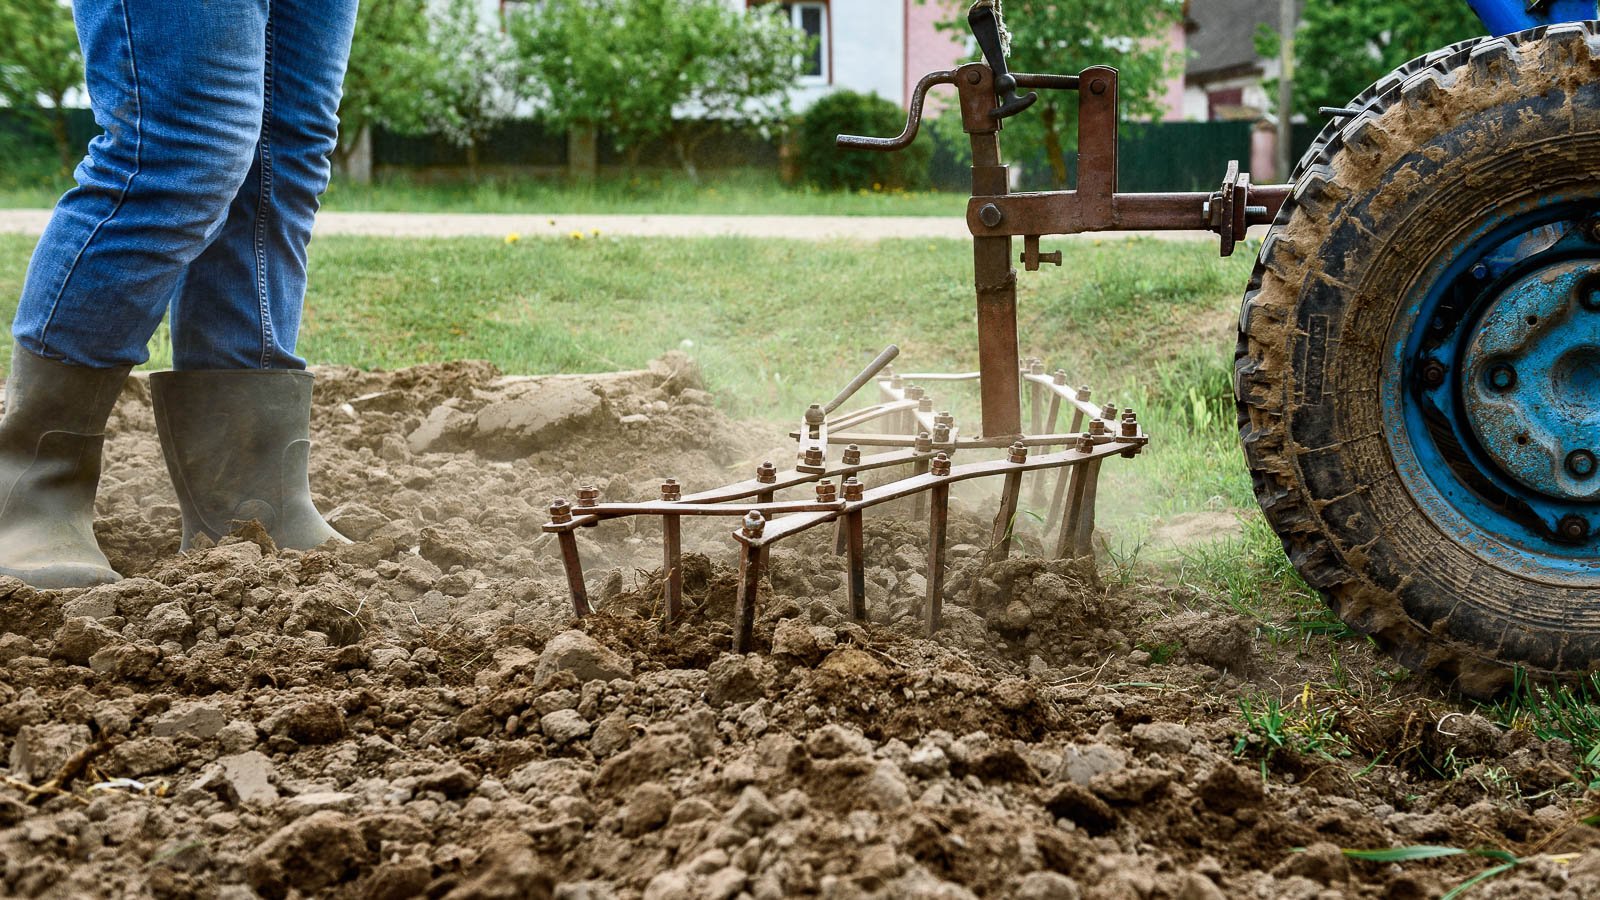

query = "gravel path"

[{"left": 0, "top": 208, "right": 1242, "bottom": 242}]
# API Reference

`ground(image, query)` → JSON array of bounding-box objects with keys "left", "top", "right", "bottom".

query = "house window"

[{"left": 781, "top": 3, "right": 828, "bottom": 80}]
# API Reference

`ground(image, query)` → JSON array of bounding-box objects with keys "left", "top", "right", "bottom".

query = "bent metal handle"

[{"left": 836, "top": 71, "right": 955, "bottom": 152}]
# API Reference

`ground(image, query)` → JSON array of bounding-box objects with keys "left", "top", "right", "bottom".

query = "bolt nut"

[
  {"left": 1053, "top": 369, "right": 1068, "bottom": 385},
  {"left": 906, "top": 385, "right": 924, "bottom": 400},
  {"left": 935, "top": 411, "right": 955, "bottom": 427},
  {"left": 1558, "top": 514, "right": 1590, "bottom": 543},
  {"left": 1008, "top": 442, "right": 1028, "bottom": 464},
  {"left": 1101, "top": 403, "right": 1117, "bottom": 420},
  {"left": 1421, "top": 360, "right": 1447, "bottom": 388},
  {"left": 1089, "top": 418, "right": 1108, "bottom": 436},
  {"left": 1090, "top": 78, "right": 1107, "bottom": 95},
  {"left": 979, "top": 203, "right": 1004, "bottom": 227},
  {"left": 756, "top": 461, "right": 778, "bottom": 484},
  {"left": 933, "top": 423, "right": 951, "bottom": 443},
  {"left": 965, "top": 68, "right": 982, "bottom": 85},
  {"left": 1487, "top": 364, "right": 1518, "bottom": 392},
  {"left": 918, "top": 396, "right": 935, "bottom": 412},
  {"left": 742, "top": 510, "right": 766, "bottom": 538},
  {"left": 1568, "top": 450, "right": 1597, "bottom": 479},
  {"left": 1076, "top": 434, "right": 1095, "bottom": 453},
  {"left": 816, "top": 479, "right": 837, "bottom": 502},
  {"left": 1029, "top": 359, "right": 1046, "bottom": 375},
  {"left": 549, "top": 498, "right": 573, "bottom": 524},
  {"left": 843, "top": 477, "right": 864, "bottom": 501},
  {"left": 1076, "top": 386, "right": 1092, "bottom": 401},
  {"left": 1122, "top": 418, "right": 1139, "bottom": 437},
  {"left": 804, "top": 447, "right": 824, "bottom": 467},
  {"left": 1471, "top": 263, "right": 1490, "bottom": 280},
  {"left": 915, "top": 431, "right": 933, "bottom": 453},
  {"left": 842, "top": 444, "right": 862, "bottom": 466},
  {"left": 931, "top": 452, "right": 952, "bottom": 476},
  {"left": 576, "top": 486, "right": 600, "bottom": 507},
  {"left": 660, "top": 479, "right": 681, "bottom": 501}
]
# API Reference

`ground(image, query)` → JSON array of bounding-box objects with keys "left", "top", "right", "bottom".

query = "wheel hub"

[{"left": 1461, "top": 260, "right": 1600, "bottom": 501}]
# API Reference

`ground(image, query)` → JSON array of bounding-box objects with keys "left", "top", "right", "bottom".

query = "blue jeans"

[{"left": 13, "top": 0, "right": 358, "bottom": 370}]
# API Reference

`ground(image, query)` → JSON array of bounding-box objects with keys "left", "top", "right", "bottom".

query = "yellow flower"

[
  {"left": 504, "top": 232, "right": 521, "bottom": 245},
  {"left": 569, "top": 230, "right": 584, "bottom": 240},
  {"left": 590, "top": 228, "right": 601, "bottom": 237}
]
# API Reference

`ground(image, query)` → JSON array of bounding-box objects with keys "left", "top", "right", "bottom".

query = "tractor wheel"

[{"left": 1235, "top": 23, "right": 1600, "bottom": 695}]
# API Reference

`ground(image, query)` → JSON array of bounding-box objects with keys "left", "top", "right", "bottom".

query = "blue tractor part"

[{"left": 1468, "top": 0, "right": 1597, "bottom": 34}]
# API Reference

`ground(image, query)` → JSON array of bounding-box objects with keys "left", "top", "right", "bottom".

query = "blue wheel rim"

[{"left": 1383, "top": 196, "right": 1600, "bottom": 584}]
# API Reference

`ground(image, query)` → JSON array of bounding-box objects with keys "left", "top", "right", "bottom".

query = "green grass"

[
  {"left": 0, "top": 167, "right": 964, "bottom": 217},
  {"left": 0, "top": 228, "right": 1270, "bottom": 558}
]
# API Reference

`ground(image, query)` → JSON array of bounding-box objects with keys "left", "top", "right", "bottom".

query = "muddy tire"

[{"left": 1236, "top": 23, "right": 1600, "bottom": 695}]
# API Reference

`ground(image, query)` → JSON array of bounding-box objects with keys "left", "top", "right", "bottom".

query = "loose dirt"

[{"left": 2, "top": 355, "right": 1597, "bottom": 899}]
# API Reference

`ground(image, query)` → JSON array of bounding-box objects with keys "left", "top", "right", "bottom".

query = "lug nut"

[
  {"left": 1008, "top": 442, "right": 1028, "bottom": 464},
  {"left": 931, "top": 452, "right": 952, "bottom": 476},
  {"left": 577, "top": 486, "right": 600, "bottom": 507},
  {"left": 842, "top": 477, "right": 864, "bottom": 501},
  {"left": 1558, "top": 514, "right": 1590, "bottom": 543},
  {"left": 1487, "top": 364, "right": 1517, "bottom": 392},
  {"left": 549, "top": 498, "right": 572, "bottom": 524},
  {"left": 660, "top": 478, "right": 680, "bottom": 501},
  {"left": 842, "top": 444, "right": 862, "bottom": 466},
  {"left": 742, "top": 511, "right": 766, "bottom": 538},
  {"left": 755, "top": 461, "right": 777, "bottom": 484},
  {"left": 1421, "top": 360, "right": 1447, "bottom": 388},
  {"left": 1568, "top": 450, "right": 1598, "bottom": 479},
  {"left": 816, "top": 479, "right": 837, "bottom": 502}
]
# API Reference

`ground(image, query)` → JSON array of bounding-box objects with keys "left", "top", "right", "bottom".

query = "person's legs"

[
  {"left": 14, "top": 0, "right": 269, "bottom": 369},
  {"left": 154, "top": 0, "right": 357, "bottom": 551},
  {"left": 170, "top": 0, "right": 358, "bottom": 370}
]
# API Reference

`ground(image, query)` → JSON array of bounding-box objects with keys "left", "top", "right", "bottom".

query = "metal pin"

[
  {"left": 734, "top": 511, "right": 766, "bottom": 653},
  {"left": 989, "top": 449, "right": 1025, "bottom": 563},
  {"left": 551, "top": 499, "right": 593, "bottom": 617},
  {"left": 843, "top": 478, "right": 867, "bottom": 623},
  {"left": 927, "top": 454, "right": 951, "bottom": 635},
  {"left": 661, "top": 480, "right": 682, "bottom": 623}
]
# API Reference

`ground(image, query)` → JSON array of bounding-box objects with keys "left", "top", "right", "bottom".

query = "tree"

[
  {"left": 0, "top": 0, "right": 83, "bottom": 174},
  {"left": 421, "top": 0, "right": 520, "bottom": 178},
  {"left": 1259, "top": 0, "right": 1483, "bottom": 120},
  {"left": 508, "top": 0, "right": 808, "bottom": 180},
  {"left": 335, "top": 0, "right": 437, "bottom": 177},
  {"left": 932, "top": 0, "right": 1185, "bottom": 188}
]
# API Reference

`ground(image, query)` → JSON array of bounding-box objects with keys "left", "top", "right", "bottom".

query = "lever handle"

[
  {"left": 824, "top": 345, "right": 901, "bottom": 414},
  {"left": 968, "top": 3, "right": 1037, "bottom": 120},
  {"left": 836, "top": 71, "right": 956, "bottom": 152}
]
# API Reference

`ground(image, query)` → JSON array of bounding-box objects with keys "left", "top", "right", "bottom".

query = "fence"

[{"left": 3, "top": 108, "right": 1322, "bottom": 192}]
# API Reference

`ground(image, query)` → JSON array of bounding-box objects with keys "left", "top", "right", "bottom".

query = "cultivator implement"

[{"left": 546, "top": 2, "right": 1291, "bottom": 650}]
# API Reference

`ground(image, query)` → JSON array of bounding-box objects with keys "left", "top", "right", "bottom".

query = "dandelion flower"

[
  {"left": 591, "top": 228, "right": 601, "bottom": 237},
  {"left": 504, "top": 232, "right": 521, "bottom": 245},
  {"left": 569, "top": 230, "right": 584, "bottom": 240}
]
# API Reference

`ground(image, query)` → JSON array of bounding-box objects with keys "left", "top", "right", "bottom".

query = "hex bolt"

[
  {"left": 1089, "top": 78, "right": 1107, "bottom": 95},
  {"left": 1101, "top": 403, "right": 1117, "bottom": 420},
  {"left": 906, "top": 385, "right": 925, "bottom": 401},
  {"left": 576, "top": 486, "right": 600, "bottom": 508},
  {"left": 935, "top": 410, "right": 955, "bottom": 427},
  {"left": 742, "top": 511, "right": 766, "bottom": 538},
  {"left": 1008, "top": 442, "right": 1028, "bottom": 464},
  {"left": 889, "top": 373, "right": 903, "bottom": 390},
  {"left": 1122, "top": 417, "right": 1139, "bottom": 437},
  {"left": 1053, "top": 369, "right": 1068, "bottom": 385},
  {"left": 804, "top": 447, "right": 824, "bottom": 468},
  {"left": 756, "top": 461, "right": 777, "bottom": 484},
  {"left": 549, "top": 498, "right": 573, "bottom": 524},
  {"left": 933, "top": 423, "right": 951, "bottom": 443},
  {"left": 1029, "top": 359, "right": 1046, "bottom": 375},
  {"left": 1558, "top": 514, "right": 1590, "bottom": 543},
  {"left": 1421, "top": 360, "right": 1447, "bottom": 388},
  {"left": 1568, "top": 450, "right": 1598, "bottom": 479},
  {"left": 842, "top": 477, "right": 864, "bottom": 501},
  {"left": 660, "top": 478, "right": 680, "bottom": 501},
  {"left": 1089, "top": 418, "right": 1108, "bottom": 436},
  {"left": 979, "top": 203, "right": 1004, "bottom": 227},
  {"left": 965, "top": 68, "right": 983, "bottom": 85},
  {"left": 915, "top": 431, "right": 934, "bottom": 453},
  {"left": 1487, "top": 364, "right": 1518, "bottom": 392},
  {"left": 816, "top": 479, "right": 837, "bottom": 502},
  {"left": 843, "top": 444, "right": 862, "bottom": 466},
  {"left": 1075, "top": 434, "right": 1095, "bottom": 453},
  {"left": 918, "top": 396, "right": 935, "bottom": 413},
  {"left": 931, "top": 452, "right": 952, "bottom": 476}
]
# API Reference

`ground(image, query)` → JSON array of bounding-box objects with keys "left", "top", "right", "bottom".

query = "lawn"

[
  {"left": 0, "top": 168, "right": 964, "bottom": 217},
  {"left": 0, "top": 231, "right": 1259, "bottom": 516}
]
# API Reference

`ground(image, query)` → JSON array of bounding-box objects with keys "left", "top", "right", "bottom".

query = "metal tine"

[
  {"left": 1047, "top": 385, "right": 1091, "bottom": 525},
  {"left": 550, "top": 498, "right": 594, "bottom": 617},
  {"left": 926, "top": 453, "right": 952, "bottom": 636},
  {"left": 734, "top": 511, "right": 766, "bottom": 653},
  {"left": 1074, "top": 457, "right": 1104, "bottom": 558},
  {"left": 832, "top": 445, "right": 863, "bottom": 554},
  {"left": 1031, "top": 367, "right": 1065, "bottom": 508},
  {"left": 660, "top": 479, "right": 683, "bottom": 624},
  {"left": 987, "top": 442, "right": 1029, "bottom": 564},
  {"left": 843, "top": 478, "right": 867, "bottom": 623},
  {"left": 1055, "top": 433, "right": 1098, "bottom": 559}
]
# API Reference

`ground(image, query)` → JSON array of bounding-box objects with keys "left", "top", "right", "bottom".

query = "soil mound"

[{"left": 2, "top": 357, "right": 1595, "bottom": 899}]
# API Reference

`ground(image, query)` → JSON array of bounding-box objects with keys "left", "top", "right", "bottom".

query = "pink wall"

[
  {"left": 903, "top": 0, "right": 967, "bottom": 111},
  {"left": 1159, "top": 21, "right": 1187, "bottom": 121}
]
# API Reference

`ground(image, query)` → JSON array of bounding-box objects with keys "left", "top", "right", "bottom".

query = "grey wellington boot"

[
  {"left": 0, "top": 345, "right": 130, "bottom": 588},
  {"left": 151, "top": 369, "right": 346, "bottom": 551}
]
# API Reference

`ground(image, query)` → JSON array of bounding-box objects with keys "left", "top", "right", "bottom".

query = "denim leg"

[
  {"left": 11, "top": 0, "right": 269, "bottom": 369},
  {"left": 170, "top": 0, "right": 358, "bottom": 371}
]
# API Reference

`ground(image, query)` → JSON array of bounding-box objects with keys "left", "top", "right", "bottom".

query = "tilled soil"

[{"left": 3, "top": 356, "right": 1598, "bottom": 899}]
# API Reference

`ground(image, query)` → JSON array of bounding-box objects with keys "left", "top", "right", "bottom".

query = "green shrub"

[{"left": 794, "top": 90, "right": 930, "bottom": 191}]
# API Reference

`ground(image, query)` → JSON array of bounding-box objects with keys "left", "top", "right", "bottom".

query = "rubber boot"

[
  {"left": 151, "top": 369, "right": 346, "bottom": 551},
  {"left": 0, "top": 345, "right": 130, "bottom": 588}
]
